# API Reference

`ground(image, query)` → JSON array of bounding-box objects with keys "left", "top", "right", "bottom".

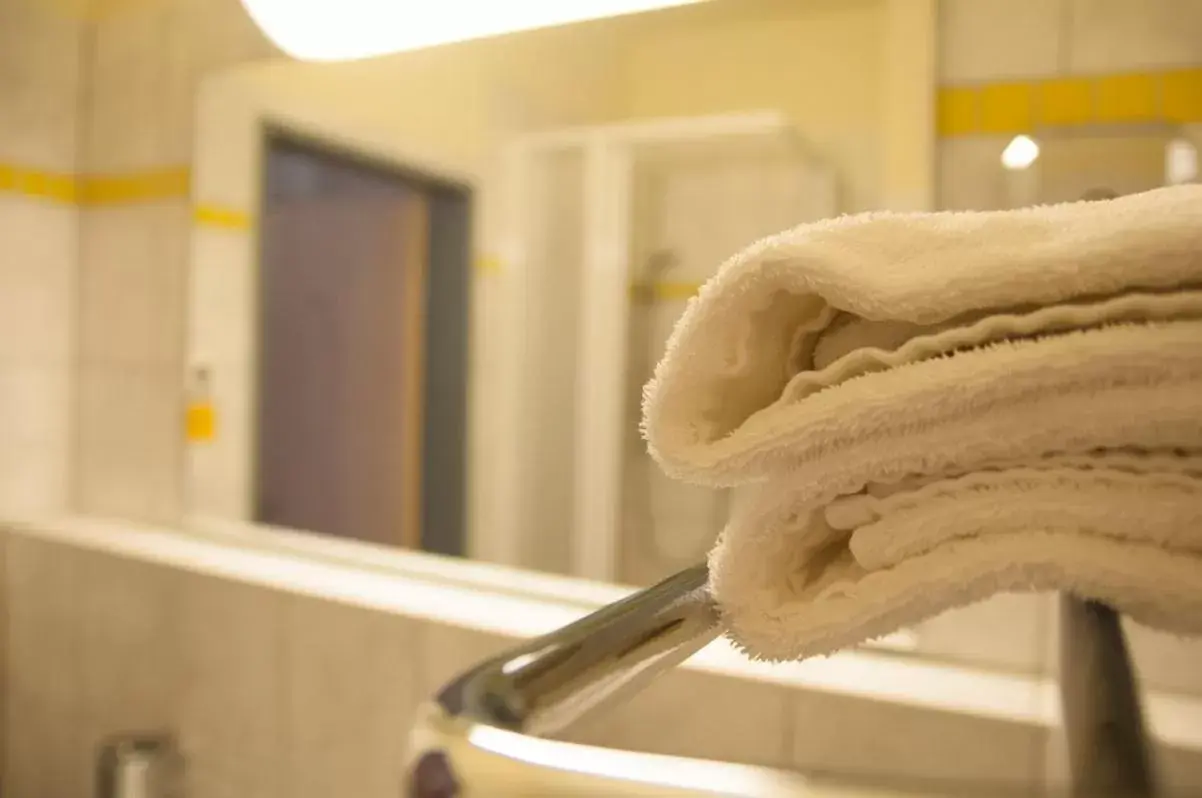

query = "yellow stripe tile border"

[
  {"left": 78, "top": 167, "right": 191, "bottom": 204},
  {"left": 629, "top": 281, "right": 702, "bottom": 302},
  {"left": 1037, "top": 78, "right": 1093, "bottom": 127},
  {"left": 938, "top": 67, "right": 1202, "bottom": 136},
  {"left": 0, "top": 164, "right": 256, "bottom": 229},
  {"left": 475, "top": 255, "right": 504, "bottom": 275},
  {"left": 0, "top": 163, "right": 193, "bottom": 205},
  {"left": 1094, "top": 73, "right": 1157, "bottom": 123},
  {"left": 194, "top": 204, "right": 254, "bottom": 230},
  {"left": 0, "top": 163, "right": 77, "bottom": 202},
  {"left": 0, "top": 171, "right": 701, "bottom": 293},
  {"left": 1162, "top": 68, "right": 1202, "bottom": 123},
  {"left": 977, "top": 82, "right": 1032, "bottom": 134},
  {"left": 937, "top": 87, "right": 978, "bottom": 137}
]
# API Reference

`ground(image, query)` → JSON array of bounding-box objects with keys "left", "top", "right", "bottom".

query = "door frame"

[
  {"left": 252, "top": 126, "right": 473, "bottom": 554},
  {"left": 493, "top": 112, "right": 821, "bottom": 581}
]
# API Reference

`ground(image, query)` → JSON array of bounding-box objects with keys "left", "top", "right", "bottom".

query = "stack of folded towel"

[{"left": 642, "top": 185, "right": 1202, "bottom": 661}]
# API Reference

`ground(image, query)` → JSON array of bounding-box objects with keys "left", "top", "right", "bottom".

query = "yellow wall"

[
  {"left": 238, "top": 22, "right": 631, "bottom": 180},
  {"left": 621, "top": 0, "right": 887, "bottom": 211},
  {"left": 229, "top": 0, "right": 897, "bottom": 215}
]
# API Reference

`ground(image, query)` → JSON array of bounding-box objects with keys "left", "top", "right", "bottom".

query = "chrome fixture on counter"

[
  {"left": 407, "top": 563, "right": 1158, "bottom": 797},
  {"left": 96, "top": 731, "right": 183, "bottom": 798}
]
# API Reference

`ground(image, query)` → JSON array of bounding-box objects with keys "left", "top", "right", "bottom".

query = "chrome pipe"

[
  {"left": 96, "top": 731, "right": 183, "bottom": 798},
  {"left": 1059, "top": 596, "right": 1158, "bottom": 797},
  {"left": 406, "top": 563, "right": 1156, "bottom": 797},
  {"left": 432, "top": 564, "right": 718, "bottom": 738},
  {"left": 404, "top": 565, "right": 822, "bottom": 797}
]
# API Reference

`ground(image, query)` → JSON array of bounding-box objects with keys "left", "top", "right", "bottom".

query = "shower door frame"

[{"left": 492, "top": 112, "right": 815, "bottom": 582}]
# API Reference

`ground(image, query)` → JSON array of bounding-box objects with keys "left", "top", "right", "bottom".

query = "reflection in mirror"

[
  {"left": 945, "top": 128, "right": 1202, "bottom": 211},
  {"left": 164, "top": 0, "right": 1200, "bottom": 701},
  {"left": 186, "top": 0, "right": 875, "bottom": 588},
  {"left": 254, "top": 131, "right": 471, "bottom": 555},
  {"left": 191, "top": 1, "right": 1200, "bottom": 587}
]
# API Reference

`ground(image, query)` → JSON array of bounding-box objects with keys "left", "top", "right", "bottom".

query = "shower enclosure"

[{"left": 489, "top": 112, "right": 837, "bottom": 584}]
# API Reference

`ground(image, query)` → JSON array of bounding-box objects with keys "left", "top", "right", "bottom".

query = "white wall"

[
  {"left": 0, "top": 0, "right": 81, "bottom": 519},
  {"left": 938, "top": 0, "right": 1202, "bottom": 209},
  {"left": 941, "top": 0, "right": 1202, "bottom": 83}
]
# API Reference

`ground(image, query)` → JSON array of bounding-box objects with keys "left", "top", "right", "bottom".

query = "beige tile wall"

[
  {"left": 937, "top": 0, "right": 1202, "bottom": 213},
  {"left": 6, "top": 528, "right": 1202, "bottom": 796},
  {"left": 0, "top": 5, "right": 83, "bottom": 786},
  {"left": 3, "top": 530, "right": 422, "bottom": 798},
  {"left": 0, "top": 196, "right": 76, "bottom": 517},
  {"left": 174, "top": 569, "right": 288, "bottom": 797},
  {"left": 73, "top": 0, "right": 275, "bottom": 525},
  {"left": 0, "top": 0, "right": 81, "bottom": 520},
  {"left": 939, "top": 0, "right": 1202, "bottom": 85}
]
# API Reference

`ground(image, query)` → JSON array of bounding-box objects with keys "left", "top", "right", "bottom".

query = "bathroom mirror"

[
  {"left": 161, "top": 0, "right": 1198, "bottom": 695},
  {"left": 182, "top": 0, "right": 870, "bottom": 587}
]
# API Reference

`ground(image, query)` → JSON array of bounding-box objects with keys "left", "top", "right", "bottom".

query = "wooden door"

[{"left": 256, "top": 190, "right": 428, "bottom": 549}]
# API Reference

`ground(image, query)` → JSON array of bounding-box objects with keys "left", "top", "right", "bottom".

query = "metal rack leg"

[{"left": 1058, "top": 595, "right": 1158, "bottom": 797}]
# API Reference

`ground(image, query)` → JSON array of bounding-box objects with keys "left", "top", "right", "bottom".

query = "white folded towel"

[{"left": 642, "top": 185, "right": 1202, "bottom": 661}]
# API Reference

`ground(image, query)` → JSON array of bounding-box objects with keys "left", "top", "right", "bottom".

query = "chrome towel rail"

[{"left": 406, "top": 563, "right": 1156, "bottom": 797}]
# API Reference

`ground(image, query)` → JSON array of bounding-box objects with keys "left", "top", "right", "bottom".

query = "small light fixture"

[
  {"left": 1001, "top": 135, "right": 1040, "bottom": 171},
  {"left": 241, "top": 0, "right": 709, "bottom": 62},
  {"left": 1166, "top": 138, "right": 1198, "bottom": 185}
]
